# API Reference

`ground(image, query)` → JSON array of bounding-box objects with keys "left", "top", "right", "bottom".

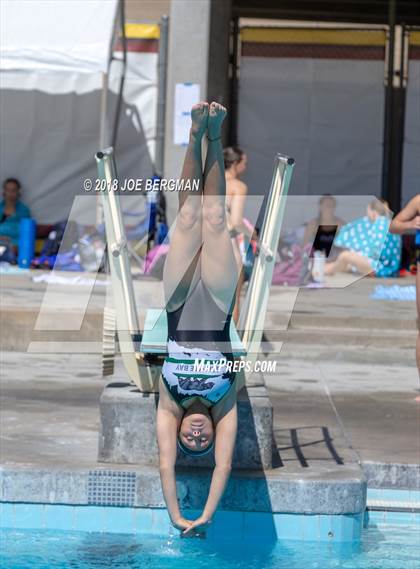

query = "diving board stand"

[
  {"left": 238, "top": 154, "right": 294, "bottom": 381},
  {"left": 95, "top": 148, "right": 161, "bottom": 391},
  {"left": 95, "top": 147, "right": 294, "bottom": 470}
]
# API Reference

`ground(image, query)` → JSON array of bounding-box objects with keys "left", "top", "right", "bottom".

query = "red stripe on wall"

[
  {"left": 115, "top": 38, "right": 159, "bottom": 53},
  {"left": 409, "top": 45, "right": 420, "bottom": 60},
  {"left": 242, "top": 42, "right": 385, "bottom": 60}
]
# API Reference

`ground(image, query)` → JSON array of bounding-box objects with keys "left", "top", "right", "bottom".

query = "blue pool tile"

[
  {"left": 133, "top": 507, "right": 153, "bottom": 534},
  {"left": 329, "top": 516, "right": 342, "bottom": 541},
  {"left": 301, "top": 514, "right": 320, "bottom": 541},
  {"left": 74, "top": 506, "right": 106, "bottom": 532},
  {"left": 379, "top": 489, "right": 412, "bottom": 503},
  {"left": 338, "top": 514, "right": 362, "bottom": 542},
  {"left": 319, "top": 514, "right": 334, "bottom": 539},
  {"left": 329, "top": 514, "right": 360, "bottom": 542},
  {"left": 150, "top": 508, "right": 171, "bottom": 534},
  {"left": 366, "top": 510, "right": 386, "bottom": 525},
  {"left": 183, "top": 509, "right": 202, "bottom": 521},
  {"left": 243, "top": 512, "right": 277, "bottom": 542},
  {"left": 367, "top": 488, "right": 384, "bottom": 501},
  {"left": 13, "top": 503, "right": 45, "bottom": 530},
  {"left": 363, "top": 510, "right": 369, "bottom": 529},
  {"left": 409, "top": 490, "right": 420, "bottom": 504},
  {"left": 352, "top": 513, "right": 363, "bottom": 540},
  {"left": 212, "top": 510, "right": 244, "bottom": 541},
  {"left": 0, "top": 503, "right": 14, "bottom": 528},
  {"left": 274, "top": 513, "right": 303, "bottom": 540},
  {"left": 385, "top": 511, "right": 416, "bottom": 525},
  {"left": 103, "top": 506, "right": 133, "bottom": 534},
  {"left": 44, "top": 504, "right": 74, "bottom": 531}
]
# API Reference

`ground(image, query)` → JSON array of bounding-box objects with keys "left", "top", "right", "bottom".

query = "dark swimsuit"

[
  {"left": 162, "top": 280, "right": 236, "bottom": 409},
  {"left": 311, "top": 225, "right": 338, "bottom": 256}
]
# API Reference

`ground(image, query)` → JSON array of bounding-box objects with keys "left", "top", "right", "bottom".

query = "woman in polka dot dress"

[{"left": 325, "top": 199, "right": 401, "bottom": 278}]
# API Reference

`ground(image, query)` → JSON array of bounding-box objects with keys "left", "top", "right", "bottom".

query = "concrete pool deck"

[{"left": 0, "top": 271, "right": 418, "bottom": 514}]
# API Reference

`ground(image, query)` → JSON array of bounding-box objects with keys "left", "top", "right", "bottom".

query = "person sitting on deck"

[{"left": 0, "top": 178, "right": 32, "bottom": 263}]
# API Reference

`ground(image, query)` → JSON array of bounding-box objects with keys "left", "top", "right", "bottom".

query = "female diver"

[
  {"left": 156, "top": 102, "right": 239, "bottom": 536},
  {"left": 390, "top": 194, "right": 420, "bottom": 372}
]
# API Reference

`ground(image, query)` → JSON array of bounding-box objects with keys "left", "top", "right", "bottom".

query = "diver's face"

[{"left": 179, "top": 412, "right": 214, "bottom": 451}]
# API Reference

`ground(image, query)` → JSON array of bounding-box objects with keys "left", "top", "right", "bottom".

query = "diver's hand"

[
  {"left": 182, "top": 515, "right": 211, "bottom": 536},
  {"left": 172, "top": 516, "right": 193, "bottom": 531}
]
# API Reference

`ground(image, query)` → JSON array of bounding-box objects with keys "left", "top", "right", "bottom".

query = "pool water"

[{"left": 1, "top": 523, "right": 419, "bottom": 569}]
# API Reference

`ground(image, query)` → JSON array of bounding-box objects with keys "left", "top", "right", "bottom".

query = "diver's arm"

[
  {"left": 156, "top": 379, "right": 190, "bottom": 529},
  {"left": 183, "top": 399, "right": 237, "bottom": 537},
  {"left": 203, "top": 393, "right": 238, "bottom": 521},
  {"left": 390, "top": 195, "right": 420, "bottom": 234}
]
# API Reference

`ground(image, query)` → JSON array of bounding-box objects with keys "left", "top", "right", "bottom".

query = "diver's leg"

[
  {"left": 201, "top": 102, "right": 238, "bottom": 310},
  {"left": 163, "top": 102, "right": 208, "bottom": 310}
]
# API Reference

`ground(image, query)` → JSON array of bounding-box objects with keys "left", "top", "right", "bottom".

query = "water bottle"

[
  {"left": 18, "top": 218, "right": 36, "bottom": 268},
  {"left": 312, "top": 250, "right": 326, "bottom": 283}
]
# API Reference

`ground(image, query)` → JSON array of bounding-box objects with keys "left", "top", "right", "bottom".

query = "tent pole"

[
  {"left": 111, "top": 0, "right": 127, "bottom": 149},
  {"left": 97, "top": 0, "right": 120, "bottom": 226},
  {"left": 155, "top": 14, "right": 169, "bottom": 177},
  {"left": 97, "top": 72, "right": 109, "bottom": 225}
]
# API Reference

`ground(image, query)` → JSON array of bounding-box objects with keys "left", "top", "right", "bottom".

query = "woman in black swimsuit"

[
  {"left": 157, "top": 102, "right": 239, "bottom": 536},
  {"left": 303, "top": 194, "right": 344, "bottom": 258}
]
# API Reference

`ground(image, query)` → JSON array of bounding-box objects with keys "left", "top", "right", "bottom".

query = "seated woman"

[
  {"left": 325, "top": 199, "right": 401, "bottom": 277},
  {"left": 157, "top": 102, "right": 239, "bottom": 536},
  {"left": 303, "top": 194, "right": 345, "bottom": 259},
  {"left": 0, "top": 178, "right": 31, "bottom": 262}
]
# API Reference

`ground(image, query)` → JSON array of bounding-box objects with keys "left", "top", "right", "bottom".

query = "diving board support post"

[
  {"left": 237, "top": 154, "right": 294, "bottom": 391},
  {"left": 95, "top": 147, "right": 159, "bottom": 392}
]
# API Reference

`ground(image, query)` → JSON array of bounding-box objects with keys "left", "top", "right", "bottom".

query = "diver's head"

[{"left": 178, "top": 402, "right": 215, "bottom": 457}]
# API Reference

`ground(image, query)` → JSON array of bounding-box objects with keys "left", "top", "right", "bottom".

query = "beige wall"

[{"left": 125, "top": 0, "right": 171, "bottom": 22}]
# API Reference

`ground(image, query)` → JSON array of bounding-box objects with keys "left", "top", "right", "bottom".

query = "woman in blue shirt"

[{"left": 0, "top": 178, "right": 31, "bottom": 260}]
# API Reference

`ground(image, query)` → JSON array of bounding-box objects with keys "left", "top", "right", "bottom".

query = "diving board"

[{"left": 141, "top": 308, "right": 246, "bottom": 356}]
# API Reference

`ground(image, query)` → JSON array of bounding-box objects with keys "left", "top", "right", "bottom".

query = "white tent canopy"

[
  {"left": 0, "top": 0, "right": 156, "bottom": 225},
  {"left": 0, "top": 0, "right": 118, "bottom": 74}
]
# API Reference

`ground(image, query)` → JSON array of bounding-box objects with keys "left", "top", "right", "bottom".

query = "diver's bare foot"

[
  {"left": 207, "top": 102, "right": 227, "bottom": 141},
  {"left": 190, "top": 102, "right": 209, "bottom": 138}
]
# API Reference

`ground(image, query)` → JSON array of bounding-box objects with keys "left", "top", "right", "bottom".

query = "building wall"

[{"left": 125, "top": 0, "right": 171, "bottom": 22}]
